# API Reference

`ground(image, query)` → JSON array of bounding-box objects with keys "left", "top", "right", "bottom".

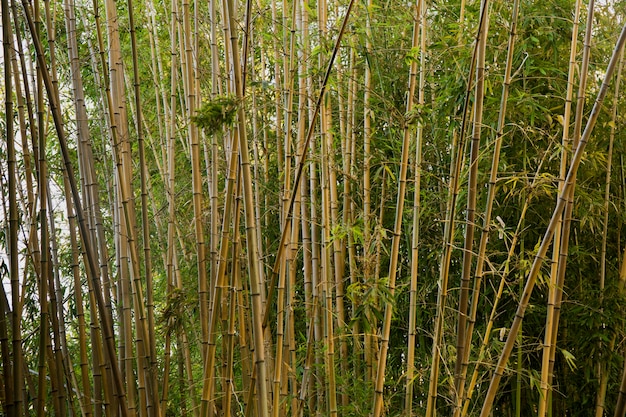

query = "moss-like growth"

[{"left": 191, "top": 95, "right": 239, "bottom": 135}]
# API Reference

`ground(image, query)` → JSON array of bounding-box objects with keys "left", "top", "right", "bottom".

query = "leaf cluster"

[{"left": 191, "top": 95, "right": 240, "bottom": 135}]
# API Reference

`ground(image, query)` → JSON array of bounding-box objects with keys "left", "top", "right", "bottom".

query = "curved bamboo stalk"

[{"left": 479, "top": 22, "right": 626, "bottom": 417}]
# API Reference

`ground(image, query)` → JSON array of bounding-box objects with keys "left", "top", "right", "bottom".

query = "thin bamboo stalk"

[
  {"left": 406, "top": 1, "right": 426, "bottom": 413},
  {"left": 62, "top": 167, "right": 94, "bottom": 417},
  {"left": 320, "top": 72, "right": 339, "bottom": 417},
  {"left": 126, "top": 0, "right": 160, "bottom": 410},
  {"left": 372, "top": 3, "right": 420, "bottom": 416},
  {"left": 223, "top": 0, "right": 270, "bottom": 414},
  {"left": 540, "top": 3, "right": 593, "bottom": 415},
  {"left": 595, "top": 45, "right": 624, "bottom": 417},
  {"left": 363, "top": 0, "right": 374, "bottom": 382},
  {"left": 4, "top": 0, "right": 24, "bottom": 414},
  {"left": 261, "top": 0, "right": 356, "bottom": 346}
]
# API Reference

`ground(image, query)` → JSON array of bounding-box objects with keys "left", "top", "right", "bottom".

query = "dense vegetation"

[{"left": 1, "top": 0, "right": 626, "bottom": 416}]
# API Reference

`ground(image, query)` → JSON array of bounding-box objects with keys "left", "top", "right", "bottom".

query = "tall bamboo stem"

[{"left": 372, "top": 2, "right": 420, "bottom": 416}]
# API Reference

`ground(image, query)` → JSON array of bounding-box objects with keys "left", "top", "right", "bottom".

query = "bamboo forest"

[{"left": 4, "top": 0, "right": 626, "bottom": 415}]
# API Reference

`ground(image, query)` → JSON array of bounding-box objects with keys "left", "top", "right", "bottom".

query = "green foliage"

[{"left": 191, "top": 95, "right": 240, "bottom": 135}]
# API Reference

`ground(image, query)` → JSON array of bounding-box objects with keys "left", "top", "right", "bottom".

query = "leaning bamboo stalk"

[
  {"left": 36, "top": 60, "right": 50, "bottom": 417},
  {"left": 199, "top": 41, "right": 242, "bottom": 417},
  {"left": 461, "top": 185, "right": 537, "bottom": 415},
  {"left": 273, "top": 3, "right": 300, "bottom": 412},
  {"left": 126, "top": 0, "right": 159, "bottom": 404},
  {"left": 180, "top": 0, "right": 209, "bottom": 367},
  {"left": 102, "top": 0, "right": 156, "bottom": 406},
  {"left": 372, "top": 3, "right": 420, "bottom": 416},
  {"left": 261, "top": 0, "right": 356, "bottom": 355},
  {"left": 479, "top": 22, "right": 626, "bottom": 417},
  {"left": 47, "top": 199, "right": 74, "bottom": 417},
  {"left": 62, "top": 167, "right": 94, "bottom": 417}
]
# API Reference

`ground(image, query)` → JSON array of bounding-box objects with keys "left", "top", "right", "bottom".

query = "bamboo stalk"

[
  {"left": 406, "top": 1, "right": 426, "bottom": 413},
  {"left": 126, "top": 0, "right": 160, "bottom": 411},
  {"left": 4, "top": 0, "right": 24, "bottom": 413},
  {"left": 363, "top": 0, "right": 374, "bottom": 382},
  {"left": 372, "top": 2, "right": 420, "bottom": 416},
  {"left": 540, "top": 3, "right": 593, "bottom": 415},
  {"left": 595, "top": 44, "right": 624, "bottom": 417}
]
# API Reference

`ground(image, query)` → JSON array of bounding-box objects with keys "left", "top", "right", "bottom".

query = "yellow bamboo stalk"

[
  {"left": 406, "top": 1, "right": 426, "bottom": 413},
  {"left": 540, "top": 3, "right": 592, "bottom": 415},
  {"left": 456, "top": 1, "right": 520, "bottom": 414},
  {"left": 20, "top": 0, "right": 132, "bottom": 411},
  {"left": 372, "top": 3, "right": 420, "bottom": 416}
]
